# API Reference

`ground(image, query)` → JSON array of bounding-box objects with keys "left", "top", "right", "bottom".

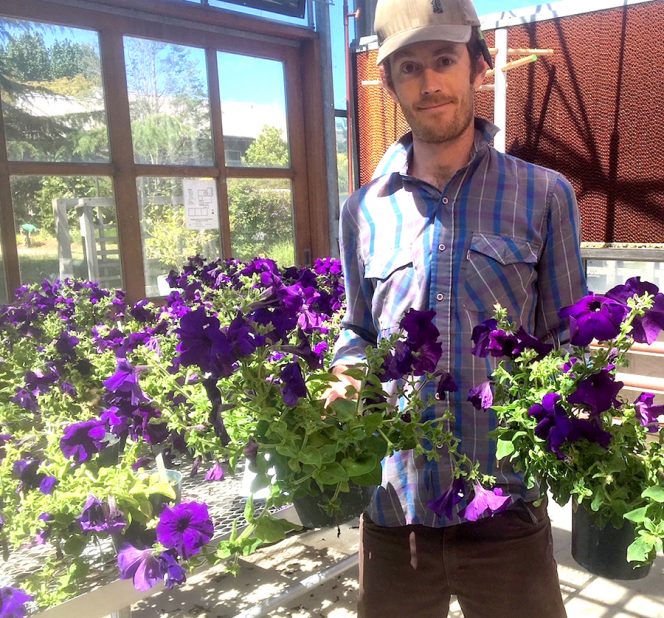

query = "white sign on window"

[{"left": 183, "top": 179, "right": 219, "bottom": 230}]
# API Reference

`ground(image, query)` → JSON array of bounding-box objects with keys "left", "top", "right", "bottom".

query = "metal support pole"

[{"left": 493, "top": 28, "right": 508, "bottom": 153}]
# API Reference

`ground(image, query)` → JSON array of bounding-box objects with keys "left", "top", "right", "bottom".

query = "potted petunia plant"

[
  {"left": 168, "top": 257, "right": 460, "bottom": 571},
  {"left": 469, "top": 277, "right": 664, "bottom": 578}
]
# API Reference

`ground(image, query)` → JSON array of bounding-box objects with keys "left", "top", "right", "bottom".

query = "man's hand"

[{"left": 322, "top": 364, "right": 362, "bottom": 408}]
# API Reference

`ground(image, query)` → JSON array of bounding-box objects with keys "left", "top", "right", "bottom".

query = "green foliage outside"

[{"left": 2, "top": 21, "right": 298, "bottom": 293}]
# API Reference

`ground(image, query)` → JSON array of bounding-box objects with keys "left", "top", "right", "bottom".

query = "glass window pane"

[
  {"left": 218, "top": 53, "right": 289, "bottom": 168},
  {"left": 10, "top": 176, "right": 122, "bottom": 288},
  {"left": 124, "top": 37, "right": 213, "bottom": 166},
  {"left": 227, "top": 178, "right": 294, "bottom": 265},
  {"left": 586, "top": 258, "right": 664, "bottom": 294},
  {"left": 137, "top": 177, "right": 222, "bottom": 296},
  {"left": 335, "top": 116, "right": 349, "bottom": 203},
  {"left": 0, "top": 218, "right": 7, "bottom": 304},
  {"left": 0, "top": 18, "right": 109, "bottom": 162}
]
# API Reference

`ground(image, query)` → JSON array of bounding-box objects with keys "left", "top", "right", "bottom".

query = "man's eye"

[
  {"left": 437, "top": 56, "right": 454, "bottom": 67},
  {"left": 400, "top": 62, "right": 417, "bottom": 74}
]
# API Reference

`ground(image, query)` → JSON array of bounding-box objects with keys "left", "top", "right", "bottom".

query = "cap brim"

[{"left": 376, "top": 24, "right": 472, "bottom": 65}]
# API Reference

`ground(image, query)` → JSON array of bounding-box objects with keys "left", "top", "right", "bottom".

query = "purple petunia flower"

[
  {"left": 558, "top": 294, "right": 629, "bottom": 346},
  {"left": 130, "top": 299, "right": 156, "bottom": 323},
  {"left": 132, "top": 456, "right": 152, "bottom": 471},
  {"left": 11, "top": 388, "right": 38, "bottom": 413},
  {"left": 60, "top": 419, "right": 107, "bottom": 463},
  {"left": 514, "top": 327, "right": 554, "bottom": 359},
  {"left": 569, "top": 417, "right": 612, "bottom": 449},
  {"left": 426, "top": 478, "right": 467, "bottom": 519},
  {"left": 204, "top": 462, "right": 224, "bottom": 482},
  {"left": 39, "top": 475, "right": 58, "bottom": 495},
  {"left": 634, "top": 392, "right": 664, "bottom": 432},
  {"left": 435, "top": 372, "right": 458, "bottom": 401},
  {"left": 470, "top": 318, "right": 499, "bottom": 357},
  {"left": 78, "top": 495, "right": 126, "bottom": 534},
  {"left": 605, "top": 277, "right": 664, "bottom": 344},
  {"left": 0, "top": 586, "right": 33, "bottom": 618},
  {"left": 380, "top": 340, "right": 414, "bottom": 381},
  {"left": 468, "top": 381, "right": 493, "bottom": 410},
  {"left": 156, "top": 501, "right": 214, "bottom": 559},
  {"left": 24, "top": 364, "right": 60, "bottom": 396},
  {"left": 35, "top": 512, "right": 54, "bottom": 546},
  {"left": 103, "top": 359, "right": 150, "bottom": 406},
  {"left": 176, "top": 308, "right": 235, "bottom": 378},
  {"left": 567, "top": 369, "right": 623, "bottom": 414},
  {"left": 158, "top": 550, "right": 186, "bottom": 589},
  {"left": 561, "top": 357, "right": 579, "bottom": 374},
  {"left": 460, "top": 483, "right": 511, "bottom": 521},
  {"left": 411, "top": 339, "right": 443, "bottom": 376},
  {"left": 117, "top": 544, "right": 164, "bottom": 592},
  {"left": 528, "top": 393, "right": 573, "bottom": 458},
  {"left": 13, "top": 459, "right": 44, "bottom": 492},
  {"left": 280, "top": 362, "right": 307, "bottom": 406},
  {"left": 55, "top": 331, "right": 79, "bottom": 361},
  {"left": 400, "top": 309, "right": 439, "bottom": 348}
]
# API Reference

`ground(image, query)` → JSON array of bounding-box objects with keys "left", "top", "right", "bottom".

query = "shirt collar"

[{"left": 379, "top": 117, "right": 499, "bottom": 178}]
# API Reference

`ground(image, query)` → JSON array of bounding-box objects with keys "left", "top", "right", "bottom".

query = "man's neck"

[{"left": 409, "top": 123, "right": 475, "bottom": 190}]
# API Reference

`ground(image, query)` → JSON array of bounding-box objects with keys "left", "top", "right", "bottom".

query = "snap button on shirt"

[
  {"left": 438, "top": 243, "right": 446, "bottom": 251},
  {"left": 436, "top": 293, "right": 444, "bottom": 302},
  {"left": 441, "top": 197, "right": 449, "bottom": 205}
]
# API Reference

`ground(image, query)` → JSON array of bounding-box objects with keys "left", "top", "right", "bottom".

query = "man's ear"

[
  {"left": 379, "top": 63, "right": 398, "bottom": 103},
  {"left": 473, "top": 57, "right": 489, "bottom": 91}
]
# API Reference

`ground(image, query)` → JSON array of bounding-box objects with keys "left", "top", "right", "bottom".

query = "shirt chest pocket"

[
  {"left": 461, "top": 233, "right": 540, "bottom": 315},
  {"left": 364, "top": 247, "right": 416, "bottom": 335}
]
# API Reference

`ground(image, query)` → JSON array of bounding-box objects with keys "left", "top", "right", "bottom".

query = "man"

[{"left": 326, "top": 0, "right": 587, "bottom": 616}]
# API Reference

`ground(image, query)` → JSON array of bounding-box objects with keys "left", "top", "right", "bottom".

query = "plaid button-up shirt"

[{"left": 332, "top": 118, "right": 587, "bottom": 527}]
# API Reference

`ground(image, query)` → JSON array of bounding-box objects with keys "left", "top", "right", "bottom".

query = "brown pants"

[{"left": 358, "top": 501, "right": 566, "bottom": 618}]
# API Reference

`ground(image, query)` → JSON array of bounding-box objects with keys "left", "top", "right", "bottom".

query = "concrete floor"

[{"left": 132, "top": 499, "right": 663, "bottom": 618}]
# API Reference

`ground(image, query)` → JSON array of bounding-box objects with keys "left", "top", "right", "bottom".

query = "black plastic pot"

[
  {"left": 293, "top": 485, "right": 374, "bottom": 529},
  {"left": 571, "top": 503, "right": 651, "bottom": 580}
]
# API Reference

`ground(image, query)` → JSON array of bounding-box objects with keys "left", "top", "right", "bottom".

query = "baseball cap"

[{"left": 374, "top": 0, "right": 487, "bottom": 66}]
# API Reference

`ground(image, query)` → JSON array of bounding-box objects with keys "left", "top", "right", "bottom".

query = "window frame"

[{"left": 0, "top": 0, "right": 329, "bottom": 302}]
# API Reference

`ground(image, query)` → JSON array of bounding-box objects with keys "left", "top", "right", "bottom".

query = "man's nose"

[{"left": 420, "top": 67, "right": 442, "bottom": 95}]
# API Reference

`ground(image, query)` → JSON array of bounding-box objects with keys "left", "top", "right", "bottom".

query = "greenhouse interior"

[{"left": 0, "top": 0, "right": 662, "bottom": 616}]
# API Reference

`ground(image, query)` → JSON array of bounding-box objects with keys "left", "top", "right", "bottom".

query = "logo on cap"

[{"left": 431, "top": 0, "right": 444, "bottom": 13}]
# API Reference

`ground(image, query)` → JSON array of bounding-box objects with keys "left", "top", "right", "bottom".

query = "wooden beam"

[
  {"left": 488, "top": 47, "right": 554, "bottom": 56},
  {"left": 98, "top": 30, "right": 146, "bottom": 303},
  {"left": 8, "top": 162, "right": 113, "bottom": 176},
  {"left": 299, "top": 36, "right": 331, "bottom": 261},
  {"left": 0, "top": 91, "right": 20, "bottom": 297}
]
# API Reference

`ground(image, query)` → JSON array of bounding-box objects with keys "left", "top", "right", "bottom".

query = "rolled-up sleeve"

[
  {"left": 535, "top": 173, "right": 588, "bottom": 344},
  {"left": 331, "top": 196, "right": 377, "bottom": 366}
]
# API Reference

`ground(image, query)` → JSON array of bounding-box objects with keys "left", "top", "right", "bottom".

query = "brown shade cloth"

[{"left": 354, "top": 0, "right": 664, "bottom": 243}]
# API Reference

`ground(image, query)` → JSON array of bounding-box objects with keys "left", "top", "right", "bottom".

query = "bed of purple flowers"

[{"left": 0, "top": 256, "right": 453, "bottom": 615}]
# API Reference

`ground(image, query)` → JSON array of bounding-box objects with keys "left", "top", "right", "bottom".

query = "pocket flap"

[
  {"left": 468, "top": 233, "right": 539, "bottom": 266},
  {"left": 364, "top": 246, "right": 413, "bottom": 280}
]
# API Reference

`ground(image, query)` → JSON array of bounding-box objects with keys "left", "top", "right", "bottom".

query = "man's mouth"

[{"left": 417, "top": 100, "right": 453, "bottom": 111}]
